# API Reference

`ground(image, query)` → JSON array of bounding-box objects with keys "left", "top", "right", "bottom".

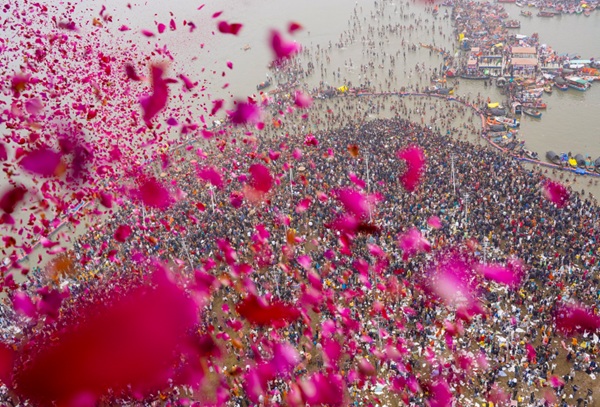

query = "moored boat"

[
  {"left": 256, "top": 80, "right": 272, "bottom": 91},
  {"left": 566, "top": 76, "right": 591, "bottom": 91},
  {"left": 523, "top": 108, "right": 542, "bottom": 118},
  {"left": 460, "top": 72, "right": 490, "bottom": 80},
  {"left": 554, "top": 81, "right": 569, "bottom": 91},
  {"left": 574, "top": 154, "right": 586, "bottom": 168},
  {"left": 543, "top": 84, "right": 553, "bottom": 94},
  {"left": 595, "top": 157, "right": 600, "bottom": 173},
  {"left": 537, "top": 10, "right": 555, "bottom": 17},
  {"left": 546, "top": 151, "right": 561, "bottom": 165},
  {"left": 520, "top": 10, "right": 532, "bottom": 16},
  {"left": 494, "top": 116, "right": 520, "bottom": 128}
]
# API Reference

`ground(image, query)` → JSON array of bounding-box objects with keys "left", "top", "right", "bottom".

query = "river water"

[{"left": 95, "top": 0, "right": 600, "bottom": 159}]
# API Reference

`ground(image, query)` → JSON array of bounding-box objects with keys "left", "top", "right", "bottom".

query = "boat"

[
  {"left": 521, "top": 101, "right": 547, "bottom": 110},
  {"left": 488, "top": 124, "right": 506, "bottom": 132},
  {"left": 242, "top": 44, "right": 251, "bottom": 51},
  {"left": 496, "top": 77, "right": 507, "bottom": 88},
  {"left": 256, "top": 80, "right": 272, "bottom": 91},
  {"left": 568, "top": 157, "right": 578, "bottom": 167},
  {"left": 523, "top": 108, "right": 542, "bottom": 118},
  {"left": 489, "top": 107, "right": 507, "bottom": 116},
  {"left": 574, "top": 154, "right": 586, "bottom": 168},
  {"left": 512, "top": 102, "right": 523, "bottom": 116},
  {"left": 504, "top": 20, "right": 521, "bottom": 28},
  {"left": 459, "top": 72, "right": 490, "bottom": 80},
  {"left": 543, "top": 84, "right": 553, "bottom": 94},
  {"left": 554, "top": 81, "right": 569, "bottom": 91},
  {"left": 584, "top": 9, "right": 592, "bottom": 16},
  {"left": 595, "top": 157, "right": 600, "bottom": 173},
  {"left": 520, "top": 10, "right": 532, "bottom": 16},
  {"left": 566, "top": 76, "right": 591, "bottom": 91},
  {"left": 494, "top": 116, "right": 520, "bottom": 128},
  {"left": 537, "top": 10, "right": 555, "bottom": 17},
  {"left": 522, "top": 149, "right": 539, "bottom": 160},
  {"left": 516, "top": 1, "right": 525, "bottom": 7},
  {"left": 546, "top": 151, "right": 562, "bottom": 165}
]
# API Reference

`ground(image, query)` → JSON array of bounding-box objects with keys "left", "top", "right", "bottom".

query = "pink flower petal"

[
  {"left": 19, "top": 148, "right": 64, "bottom": 177},
  {"left": 248, "top": 164, "right": 272, "bottom": 193},
  {"left": 554, "top": 304, "right": 600, "bottom": 336},
  {"left": 114, "top": 225, "right": 132, "bottom": 242},
  {"left": 427, "top": 215, "right": 442, "bottom": 229},
  {"left": 397, "top": 228, "right": 431, "bottom": 260},
  {"left": 140, "top": 65, "right": 170, "bottom": 125},
  {"left": 294, "top": 90, "right": 312, "bottom": 108},
  {"left": 197, "top": 166, "right": 224, "bottom": 189},
  {"left": 543, "top": 180, "right": 569, "bottom": 208},
  {"left": 397, "top": 146, "right": 426, "bottom": 192},
  {"left": 13, "top": 270, "right": 200, "bottom": 405},
  {"left": 0, "top": 186, "right": 27, "bottom": 214},
  {"left": 270, "top": 30, "right": 301, "bottom": 62},
  {"left": 288, "top": 22, "right": 303, "bottom": 33},
  {"left": 236, "top": 295, "right": 300, "bottom": 327},
  {"left": 227, "top": 101, "right": 261, "bottom": 125},
  {"left": 135, "top": 178, "right": 172, "bottom": 209},
  {"left": 478, "top": 261, "right": 524, "bottom": 288},
  {"left": 217, "top": 21, "right": 242, "bottom": 35}
]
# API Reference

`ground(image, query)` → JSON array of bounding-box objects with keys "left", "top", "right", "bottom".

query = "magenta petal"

[
  {"left": 478, "top": 263, "right": 523, "bottom": 288},
  {"left": 136, "top": 178, "right": 172, "bottom": 209},
  {"left": 19, "top": 148, "right": 63, "bottom": 177},
  {"left": 248, "top": 164, "right": 272, "bottom": 193},
  {"left": 197, "top": 166, "right": 224, "bottom": 189},
  {"left": 12, "top": 292, "right": 37, "bottom": 318},
  {"left": 335, "top": 188, "right": 370, "bottom": 219},
  {"left": 0, "top": 186, "right": 27, "bottom": 214},
  {"left": 543, "top": 180, "right": 570, "bottom": 208},
  {"left": 114, "top": 225, "right": 133, "bottom": 242},
  {"left": 554, "top": 304, "right": 600, "bottom": 336},
  {"left": 227, "top": 101, "right": 261, "bottom": 125},
  {"left": 294, "top": 90, "right": 312, "bottom": 108},
  {"left": 427, "top": 216, "right": 442, "bottom": 229},
  {"left": 397, "top": 146, "right": 426, "bottom": 192},
  {"left": 140, "top": 65, "right": 170, "bottom": 125},
  {"left": 270, "top": 30, "right": 301, "bottom": 61},
  {"left": 398, "top": 228, "right": 431, "bottom": 260}
]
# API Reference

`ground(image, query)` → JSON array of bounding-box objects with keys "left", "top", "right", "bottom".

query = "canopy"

[
  {"left": 488, "top": 102, "right": 500, "bottom": 108},
  {"left": 337, "top": 85, "right": 348, "bottom": 92}
]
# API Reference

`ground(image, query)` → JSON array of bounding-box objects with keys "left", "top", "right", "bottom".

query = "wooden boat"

[
  {"left": 494, "top": 116, "right": 520, "bottom": 128},
  {"left": 537, "top": 10, "right": 555, "bottom": 17},
  {"left": 523, "top": 108, "right": 542, "bottom": 118},
  {"left": 546, "top": 151, "right": 562, "bottom": 165},
  {"left": 595, "top": 157, "right": 600, "bottom": 173},
  {"left": 543, "top": 84, "right": 553, "bottom": 94},
  {"left": 460, "top": 73, "right": 490, "bottom": 80},
  {"left": 512, "top": 102, "right": 522, "bottom": 116},
  {"left": 256, "top": 80, "right": 272, "bottom": 91},
  {"left": 516, "top": 1, "right": 525, "bottom": 7},
  {"left": 496, "top": 77, "right": 507, "bottom": 88},
  {"left": 523, "top": 149, "right": 539, "bottom": 159},
  {"left": 574, "top": 154, "right": 586, "bottom": 168},
  {"left": 521, "top": 101, "right": 547, "bottom": 110},
  {"left": 554, "top": 82, "right": 569, "bottom": 91},
  {"left": 504, "top": 20, "right": 521, "bottom": 28},
  {"left": 520, "top": 10, "right": 532, "bottom": 16},
  {"left": 566, "top": 76, "right": 591, "bottom": 91}
]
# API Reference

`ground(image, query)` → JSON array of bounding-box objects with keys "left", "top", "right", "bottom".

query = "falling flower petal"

[
  {"left": 248, "top": 164, "right": 272, "bottom": 194},
  {"left": 294, "top": 90, "right": 312, "bottom": 108},
  {"left": 554, "top": 303, "right": 600, "bottom": 336},
  {"left": 236, "top": 295, "right": 300, "bottom": 327},
  {"left": 397, "top": 146, "right": 426, "bottom": 192},
  {"left": 197, "top": 166, "right": 224, "bottom": 190},
  {"left": 217, "top": 21, "right": 242, "bottom": 35},
  {"left": 228, "top": 101, "right": 261, "bottom": 125},
  {"left": 19, "top": 148, "right": 64, "bottom": 177},
  {"left": 114, "top": 225, "right": 132, "bottom": 242},
  {"left": 140, "top": 65, "right": 170, "bottom": 125},
  {"left": 543, "top": 180, "right": 569, "bottom": 208},
  {"left": 398, "top": 228, "right": 431, "bottom": 260},
  {"left": 13, "top": 270, "right": 199, "bottom": 405},
  {"left": 270, "top": 30, "right": 301, "bottom": 62},
  {"left": 0, "top": 186, "right": 27, "bottom": 215}
]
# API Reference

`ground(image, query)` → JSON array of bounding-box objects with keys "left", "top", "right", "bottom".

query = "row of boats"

[{"left": 546, "top": 152, "right": 600, "bottom": 173}]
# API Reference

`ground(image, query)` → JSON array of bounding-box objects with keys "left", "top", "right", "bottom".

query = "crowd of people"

[{"left": 2, "top": 0, "right": 600, "bottom": 406}]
